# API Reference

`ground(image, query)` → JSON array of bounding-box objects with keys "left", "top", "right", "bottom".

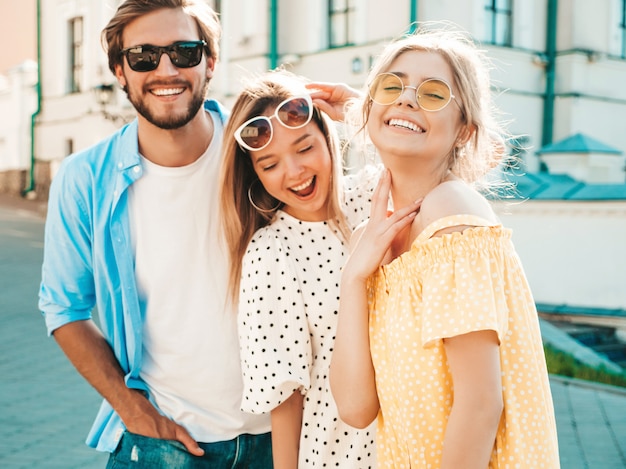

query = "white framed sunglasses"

[
  {"left": 234, "top": 95, "right": 314, "bottom": 152},
  {"left": 368, "top": 72, "right": 457, "bottom": 111}
]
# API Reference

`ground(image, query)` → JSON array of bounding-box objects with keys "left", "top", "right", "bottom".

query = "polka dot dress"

[
  {"left": 368, "top": 215, "right": 560, "bottom": 468},
  {"left": 238, "top": 167, "right": 381, "bottom": 468},
  {"left": 341, "top": 164, "right": 382, "bottom": 230}
]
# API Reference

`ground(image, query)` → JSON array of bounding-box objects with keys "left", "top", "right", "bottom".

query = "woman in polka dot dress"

[
  {"left": 219, "top": 70, "right": 378, "bottom": 468},
  {"left": 328, "top": 25, "right": 561, "bottom": 468}
]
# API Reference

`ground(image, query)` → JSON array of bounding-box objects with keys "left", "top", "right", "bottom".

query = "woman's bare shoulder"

[{"left": 418, "top": 180, "right": 498, "bottom": 232}]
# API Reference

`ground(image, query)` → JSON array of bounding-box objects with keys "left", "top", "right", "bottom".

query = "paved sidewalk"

[
  {"left": 0, "top": 196, "right": 107, "bottom": 468},
  {"left": 1, "top": 194, "right": 625, "bottom": 468},
  {"left": 550, "top": 376, "right": 626, "bottom": 468}
]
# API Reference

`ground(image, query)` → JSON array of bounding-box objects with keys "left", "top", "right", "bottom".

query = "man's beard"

[{"left": 125, "top": 78, "right": 209, "bottom": 130}]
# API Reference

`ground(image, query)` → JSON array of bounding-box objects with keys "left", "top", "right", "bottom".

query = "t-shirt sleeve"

[
  {"left": 238, "top": 228, "right": 312, "bottom": 414},
  {"left": 342, "top": 163, "right": 383, "bottom": 229},
  {"left": 420, "top": 229, "right": 510, "bottom": 348}
]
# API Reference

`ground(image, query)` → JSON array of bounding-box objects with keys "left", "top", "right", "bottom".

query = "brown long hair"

[
  {"left": 219, "top": 70, "right": 350, "bottom": 304},
  {"left": 101, "top": 0, "right": 221, "bottom": 76}
]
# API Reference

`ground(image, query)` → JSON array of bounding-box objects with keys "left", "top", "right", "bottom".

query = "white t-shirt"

[{"left": 129, "top": 109, "right": 270, "bottom": 442}]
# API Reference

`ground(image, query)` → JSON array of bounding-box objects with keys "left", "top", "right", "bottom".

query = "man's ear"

[
  {"left": 205, "top": 56, "right": 215, "bottom": 80},
  {"left": 114, "top": 63, "right": 126, "bottom": 88}
]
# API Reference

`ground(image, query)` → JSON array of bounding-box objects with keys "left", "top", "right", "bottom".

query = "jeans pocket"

[{"left": 107, "top": 431, "right": 194, "bottom": 469}]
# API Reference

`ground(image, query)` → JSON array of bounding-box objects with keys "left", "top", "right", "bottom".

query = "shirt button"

[{"left": 133, "top": 166, "right": 140, "bottom": 173}]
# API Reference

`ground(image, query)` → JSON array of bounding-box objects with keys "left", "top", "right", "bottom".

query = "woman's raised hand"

[
  {"left": 343, "top": 170, "right": 421, "bottom": 282},
  {"left": 305, "top": 82, "right": 363, "bottom": 122}
]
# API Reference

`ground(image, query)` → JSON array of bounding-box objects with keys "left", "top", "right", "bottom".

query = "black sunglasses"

[{"left": 120, "top": 40, "right": 207, "bottom": 72}]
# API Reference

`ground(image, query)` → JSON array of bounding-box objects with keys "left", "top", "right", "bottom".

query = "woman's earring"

[{"left": 248, "top": 180, "right": 281, "bottom": 213}]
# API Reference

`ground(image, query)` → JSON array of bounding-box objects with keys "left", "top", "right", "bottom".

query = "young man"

[{"left": 38, "top": 1, "right": 272, "bottom": 467}]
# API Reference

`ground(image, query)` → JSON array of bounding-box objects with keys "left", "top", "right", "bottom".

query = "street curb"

[
  {"left": 549, "top": 373, "right": 626, "bottom": 396},
  {"left": 0, "top": 192, "right": 47, "bottom": 218}
]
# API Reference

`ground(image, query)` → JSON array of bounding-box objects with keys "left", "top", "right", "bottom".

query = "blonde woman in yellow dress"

[{"left": 327, "top": 25, "right": 561, "bottom": 468}]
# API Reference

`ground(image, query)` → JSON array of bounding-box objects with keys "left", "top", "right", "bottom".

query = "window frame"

[
  {"left": 328, "top": 0, "right": 356, "bottom": 48},
  {"left": 484, "top": 0, "right": 513, "bottom": 47},
  {"left": 68, "top": 16, "right": 83, "bottom": 94},
  {"left": 617, "top": 0, "right": 626, "bottom": 59}
]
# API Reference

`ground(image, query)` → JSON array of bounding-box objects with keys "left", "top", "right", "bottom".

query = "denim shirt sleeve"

[
  {"left": 37, "top": 123, "right": 145, "bottom": 452},
  {"left": 39, "top": 154, "right": 97, "bottom": 334}
]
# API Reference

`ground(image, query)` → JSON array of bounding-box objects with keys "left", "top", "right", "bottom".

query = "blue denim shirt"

[{"left": 39, "top": 100, "right": 229, "bottom": 452}]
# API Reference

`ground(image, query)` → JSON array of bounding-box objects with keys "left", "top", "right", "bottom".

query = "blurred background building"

[
  {"left": 0, "top": 0, "right": 37, "bottom": 196},
  {"left": 1, "top": 0, "right": 625, "bottom": 355}
]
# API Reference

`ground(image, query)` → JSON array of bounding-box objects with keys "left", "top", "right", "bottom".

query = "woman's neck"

[{"left": 386, "top": 159, "right": 450, "bottom": 210}]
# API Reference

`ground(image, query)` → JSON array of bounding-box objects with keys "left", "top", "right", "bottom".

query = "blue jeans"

[{"left": 106, "top": 431, "right": 273, "bottom": 468}]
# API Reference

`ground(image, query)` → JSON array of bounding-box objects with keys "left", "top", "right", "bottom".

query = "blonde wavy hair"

[{"left": 348, "top": 22, "right": 508, "bottom": 186}]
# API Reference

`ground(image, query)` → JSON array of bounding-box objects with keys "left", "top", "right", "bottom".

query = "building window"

[
  {"left": 484, "top": 0, "right": 513, "bottom": 46},
  {"left": 68, "top": 17, "right": 83, "bottom": 93},
  {"left": 65, "top": 138, "right": 74, "bottom": 157},
  {"left": 212, "top": 0, "right": 221, "bottom": 15},
  {"left": 329, "top": 0, "right": 356, "bottom": 48},
  {"left": 619, "top": 0, "right": 626, "bottom": 59},
  {"left": 609, "top": 0, "right": 626, "bottom": 57}
]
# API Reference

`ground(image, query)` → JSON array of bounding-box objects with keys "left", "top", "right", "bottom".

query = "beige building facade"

[
  {"left": 28, "top": 0, "right": 626, "bottom": 193},
  {"left": 0, "top": 0, "right": 37, "bottom": 194},
  {"left": 2, "top": 0, "right": 626, "bottom": 312},
  {"left": 0, "top": 0, "right": 37, "bottom": 73}
]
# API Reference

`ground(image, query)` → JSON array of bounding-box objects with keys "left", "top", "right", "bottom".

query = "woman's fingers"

[
  {"left": 369, "top": 170, "right": 392, "bottom": 219},
  {"left": 368, "top": 201, "right": 420, "bottom": 246},
  {"left": 347, "top": 168, "right": 422, "bottom": 278},
  {"left": 388, "top": 198, "right": 422, "bottom": 221},
  {"left": 305, "top": 82, "right": 362, "bottom": 121},
  {"left": 369, "top": 170, "right": 421, "bottom": 223}
]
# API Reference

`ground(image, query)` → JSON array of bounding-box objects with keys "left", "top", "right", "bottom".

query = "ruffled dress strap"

[{"left": 416, "top": 214, "right": 499, "bottom": 243}]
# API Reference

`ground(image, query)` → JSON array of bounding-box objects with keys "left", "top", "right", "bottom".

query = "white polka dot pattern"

[
  {"left": 238, "top": 166, "right": 381, "bottom": 467},
  {"left": 368, "top": 215, "right": 560, "bottom": 468}
]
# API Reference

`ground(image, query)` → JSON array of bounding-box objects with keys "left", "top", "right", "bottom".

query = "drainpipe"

[
  {"left": 408, "top": 0, "right": 418, "bottom": 34},
  {"left": 24, "top": 0, "right": 42, "bottom": 196},
  {"left": 268, "top": 0, "right": 278, "bottom": 69},
  {"left": 541, "top": 0, "right": 558, "bottom": 148}
]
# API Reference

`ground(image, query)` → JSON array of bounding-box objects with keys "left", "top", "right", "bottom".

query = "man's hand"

[
  {"left": 121, "top": 390, "right": 204, "bottom": 456},
  {"left": 53, "top": 320, "right": 204, "bottom": 456}
]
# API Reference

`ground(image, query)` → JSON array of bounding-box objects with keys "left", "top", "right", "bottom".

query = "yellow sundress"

[{"left": 368, "top": 215, "right": 560, "bottom": 468}]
